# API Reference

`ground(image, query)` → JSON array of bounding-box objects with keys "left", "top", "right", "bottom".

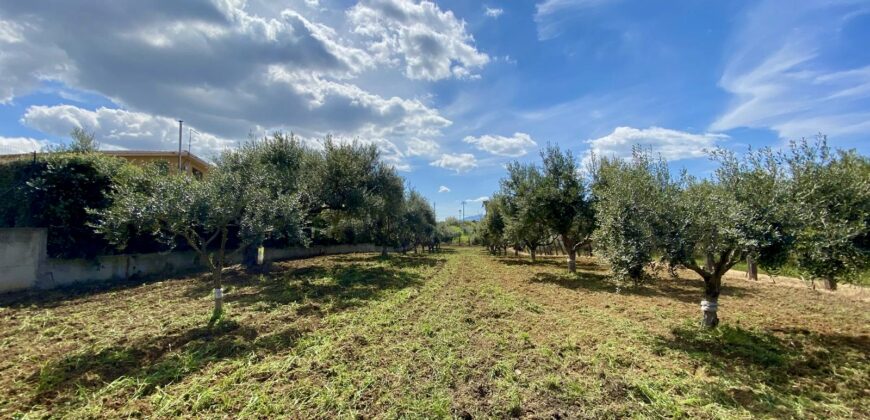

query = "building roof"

[
  {"left": 0, "top": 150, "right": 212, "bottom": 169},
  {"left": 101, "top": 150, "right": 212, "bottom": 168}
]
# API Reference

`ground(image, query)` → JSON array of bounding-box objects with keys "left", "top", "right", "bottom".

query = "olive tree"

[
  {"left": 480, "top": 195, "right": 509, "bottom": 255},
  {"left": 500, "top": 162, "right": 549, "bottom": 261},
  {"left": 97, "top": 145, "right": 305, "bottom": 318},
  {"left": 591, "top": 149, "right": 671, "bottom": 284},
  {"left": 404, "top": 190, "right": 437, "bottom": 253},
  {"left": 787, "top": 137, "right": 869, "bottom": 290},
  {"left": 368, "top": 165, "right": 406, "bottom": 256},
  {"left": 659, "top": 147, "right": 792, "bottom": 328},
  {"left": 538, "top": 145, "right": 595, "bottom": 272}
]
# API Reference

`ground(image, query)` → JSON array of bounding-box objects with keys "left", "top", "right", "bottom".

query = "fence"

[{"left": 0, "top": 228, "right": 391, "bottom": 294}]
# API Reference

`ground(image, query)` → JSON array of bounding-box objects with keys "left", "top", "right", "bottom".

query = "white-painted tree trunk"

[
  {"left": 701, "top": 298, "right": 718, "bottom": 328},
  {"left": 214, "top": 287, "right": 223, "bottom": 313}
]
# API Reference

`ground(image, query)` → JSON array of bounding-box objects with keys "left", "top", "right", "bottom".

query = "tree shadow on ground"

[
  {"left": 529, "top": 271, "right": 611, "bottom": 288},
  {"left": 655, "top": 324, "right": 870, "bottom": 415},
  {"left": 496, "top": 257, "right": 592, "bottom": 269},
  {"left": 0, "top": 271, "right": 196, "bottom": 310},
  {"left": 24, "top": 253, "right": 436, "bottom": 409},
  {"left": 178, "top": 255, "right": 429, "bottom": 315},
  {"left": 334, "top": 253, "right": 445, "bottom": 269},
  {"left": 28, "top": 318, "right": 305, "bottom": 407},
  {"left": 528, "top": 271, "right": 755, "bottom": 305}
]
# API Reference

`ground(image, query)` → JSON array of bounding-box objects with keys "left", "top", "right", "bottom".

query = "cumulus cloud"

[
  {"left": 430, "top": 153, "right": 478, "bottom": 173},
  {"left": 0, "top": 0, "right": 452, "bottom": 167},
  {"left": 348, "top": 0, "right": 489, "bottom": 80},
  {"left": 711, "top": 1, "right": 870, "bottom": 139},
  {"left": 463, "top": 132, "right": 537, "bottom": 157},
  {"left": 484, "top": 7, "right": 504, "bottom": 18},
  {"left": 438, "top": 185, "right": 450, "bottom": 193},
  {"left": 22, "top": 105, "right": 234, "bottom": 158},
  {"left": 405, "top": 137, "right": 440, "bottom": 156},
  {"left": 0, "top": 136, "right": 52, "bottom": 154},
  {"left": 587, "top": 126, "right": 727, "bottom": 161}
]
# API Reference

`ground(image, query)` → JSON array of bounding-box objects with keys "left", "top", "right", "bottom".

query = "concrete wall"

[
  {"left": 39, "top": 250, "right": 229, "bottom": 289},
  {"left": 0, "top": 228, "right": 47, "bottom": 293},
  {"left": 0, "top": 228, "right": 396, "bottom": 293}
]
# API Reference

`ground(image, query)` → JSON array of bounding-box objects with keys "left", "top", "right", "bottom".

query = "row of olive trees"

[
  {"left": 96, "top": 133, "right": 439, "bottom": 317},
  {"left": 481, "top": 146, "right": 595, "bottom": 272},
  {"left": 481, "top": 138, "right": 869, "bottom": 328}
]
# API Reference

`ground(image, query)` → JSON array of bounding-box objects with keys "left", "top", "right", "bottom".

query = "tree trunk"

[
  {"left": 823, "top": 276, "right": 837, "bottom": 291},
  {"left": 213, "top": 268, "right": 223, "bottom": 314},
  {"left": 212, "top": 227, "right": 229, "bottom": 317},
  {"left": 567, "top": 248, "right": 577, "bottom": 273},
  {"left": 381, "top": 245, "right": 388, "bottom": 257},
  {"left": 530, "top": 248, "right": 536, "bottom": 262},
  {"left": 746, "top": 256, "right": 758, "bottom": 281},
  {"left": 701, "top": 275, "right": 721, "bottom": 328},
  {"left": 704, "top": 253, "right": 715, "bottom": 272},
  {"left": 562, "top": 235, "right": 576, "bottom": 273}
]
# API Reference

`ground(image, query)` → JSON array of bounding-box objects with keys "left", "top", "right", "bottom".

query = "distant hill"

[{"left": 462, "top": 214, "right": 483, "bottom": 222}]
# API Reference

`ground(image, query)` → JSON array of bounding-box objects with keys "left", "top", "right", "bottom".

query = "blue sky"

[{"left": 1, "top": 0, "right": 868, "bottom": 220}]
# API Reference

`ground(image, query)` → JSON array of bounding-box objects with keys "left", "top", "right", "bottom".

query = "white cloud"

[
  {"left": 0, "top": 136, "right": 52, "bottom": 154},
  {"left": 438, "top": 185, "right": 450, "bottom": 193},
  {"left": 405, "top": 137, "right": 440, "bottom": 156},
  {"left": 534, "top": 0, "right": 616, "bottom": 40},
  {"left": 430, "top": 153, "right": 478, "bottom": 173},
  {"left": 348, "top": 0, "right": 489, "bottom": 80},
  {"left": 587, "top": 126, "right": 727, "bottom": 161},
  {"left": 0, "top": 1, "right": 452, "bottom": 163},
  {"left": 304, "top": 0, "right": 320, "bottom": 8},
  {"left": 711, "top": 1, "right": 870, "bottom": 140},
  {"left": 484, "top": 7, "right": 504, "bottom": 18},
  {"left": 463, "top": 132, "right": 537, "bottom": 157},
  {"left": 21, "top": 105, "right": 234, "bottom": 159},
  {"left": 466, "top": 196, "right": 488, "bottom": 202}
]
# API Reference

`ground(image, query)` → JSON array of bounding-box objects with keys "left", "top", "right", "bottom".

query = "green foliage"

[
  {"left": 480, "top": 195, "right": 508, "bottom": 253},
  {"left": 69, "top": 127, "right": 100, "bottom": 153},
  {"left": 786, "top": 137, "right": 870, "bottom": 286},
  {"left": 97, "top": 139, "right": 308, "bottom": 277},
  {"left": 366, "top": 164, "right": 406, "bottom": 251},
  {"left": 306, "top": 137, "right": 383, "bottom": 216},
  {"left": 0, "top": 151, "right": 150, "bottom": 258},
  {"left": 538, "top": 145, "right": 595, "bottom": 253},
  {"left": 591, "top": 148, "right": 671, "bottom": 283},
  {"left": 403, "top": 190, "right": 437, "bottom": 249},
  {"left": 500, "top": 161, "right": 549, "bottom": 256},
  {"left": 96, "top": 132, "right": 439, "bottom": 271},
  {"left": 657, "top": 146, "right": 793, "bottom": 287}
]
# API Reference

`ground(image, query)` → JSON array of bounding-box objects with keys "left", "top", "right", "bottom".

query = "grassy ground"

[{"left": 1, "top": 247, "right": 867, "bottom": 418}]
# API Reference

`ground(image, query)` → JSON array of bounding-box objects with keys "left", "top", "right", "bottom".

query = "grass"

[{"left": 1, "top": 247, "right": 868, "bottom": 418}]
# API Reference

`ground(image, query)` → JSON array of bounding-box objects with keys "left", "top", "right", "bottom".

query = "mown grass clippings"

[{"left": 0, "top": 247, "right": 867, "bottom": 418}]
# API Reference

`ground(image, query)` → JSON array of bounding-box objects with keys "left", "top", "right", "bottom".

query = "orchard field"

[{"left": 1, "top": 247, "right": 867, "bottom": 418}]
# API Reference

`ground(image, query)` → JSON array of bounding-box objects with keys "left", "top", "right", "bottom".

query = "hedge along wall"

[{"left": 0, "top": 153, "right": 171, "bottom": 259}]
